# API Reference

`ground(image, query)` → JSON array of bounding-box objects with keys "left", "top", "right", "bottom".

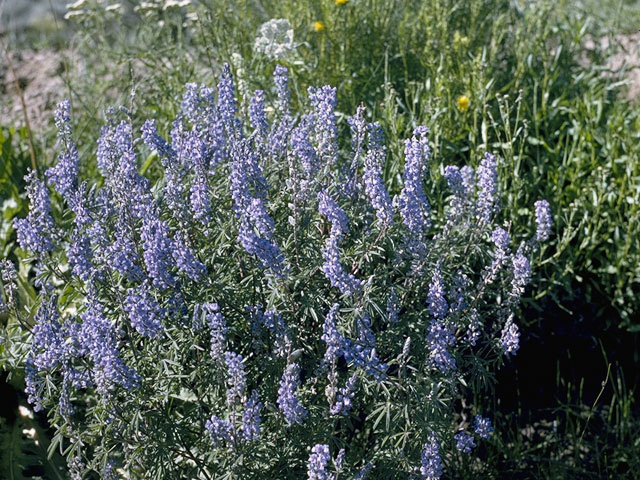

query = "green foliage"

[
  {"left": 48, "top": 0, "right": 639, "bottom": 327},
  {"left": 0, "top": 126, "right": 31, "bottom": 204},
  {"left": 9, "top": 71, "right": 543, "bottom": 477},
  {"left": 0, "top": 409, "right": 67, "bottom": 480},
  {"left": 2, "top": 0, "right": 639, "bottom": 478},
  {"left": 480, "top": 361, "right": 640, "bottom": 479}
]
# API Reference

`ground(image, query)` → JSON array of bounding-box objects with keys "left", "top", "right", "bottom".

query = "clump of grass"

[{"left": 479, "top": 359, "right": 640, "bottom": 479}]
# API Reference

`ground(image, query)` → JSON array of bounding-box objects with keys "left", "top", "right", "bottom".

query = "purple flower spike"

[{"left": 277, "top": 362, "right": 307, "bottom": 424}]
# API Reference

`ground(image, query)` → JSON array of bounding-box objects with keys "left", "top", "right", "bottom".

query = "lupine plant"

[{"left": 2, "top": 63, "right": 552, "bottom": 479}]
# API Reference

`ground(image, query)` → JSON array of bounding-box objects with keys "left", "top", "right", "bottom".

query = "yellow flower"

[
  {"left": 457, "top": 95, "right": 470, "bottom": 112},
  {"left": 313, "top": 21, "right": 325, "bottom": 32},
  {"left": 335, "top": 0, "right": 349, "bottom": 4},
  {"left": 453, "top": 31, "right": 469, "bottom": 50}
]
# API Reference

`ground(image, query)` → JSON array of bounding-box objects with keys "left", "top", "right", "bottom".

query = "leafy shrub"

[
  {"left": 56, "top": 0, "right": 639, "bottom": 328},
  {"left": 2, "top": 63, "right": 551, "bottom": 479}
]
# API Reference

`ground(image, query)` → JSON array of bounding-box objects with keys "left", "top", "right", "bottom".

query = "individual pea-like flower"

[
  {"left": 454, "top": 432, "right": 476, "bottom": 454},
  {"left": 510, "top": 245, "right": 531, "bottom": 302},
  {"left": 225, "top": 351, "right": 247, "bottom": 406},
  {"left": 354, "top": 462, "right": 373, "bottom": 479},
  {"left": 398, "top": 126, "right": 431, "bottom": 255},
  {"left": 67, "top": 235, "right": 96, "bottom": 282},
  {"left": 473, "top": 415, "right": 494, "bottom": 439},
  {"left": 241, "top": 390, "right": 263, "bottom": 442},
  {"left": 500, "top": 315, "right": 520, "bottom": 355},
  {"left": 249, "top": 90, "right": 268, "bottom": 138},
  {"left": 308, "top": 85, "right": 338, "bottom": 169},
  {"left": 363, "top": 122, "right": 394, "bottom": 225},
  {"left": 318, "top": 190, "right": 362, "bottom": 296},
  {"left": 124, "top": 285, "right": 164, "bottom": 338},
  {"left": 171, "top": 232, "right": 206, "bottom": 280},
  {"left": 47, "top": 99, "right": 79, "bottom": 202},
  {"left": 14, "top": 171, "right": 56, "bottom": 254},
  {"left": 205, "top": 303, "right": 227, "bottom": 361},
  {"left": 427, "top": 264, "right": 448, "bottom": 320},
  {"left": 477, "top": 153, "right": 498, "bottom": 222},
  {"left": 277, "top": 362, "right": 307, "bottom": 424},
  {"left": 205, "top": 416, "right": 232, "bottom": 447},
  {"left": 426, "top": 320, "right": 456, "bottom": 373},
  {"left": 386, "top": 288, "right": 399, "bottom": 323},
  {"left": 140, "top": 214, "right": 177, "bottom": 289},
  {"left": 420, "top": 434, "right": 443, "bottom": 480},
  {"left": 330, "top": 373, "right": 358, "bottom": 415},
  {"left": 534, "top": 199, "right": 552, "bottom": 242},
  {"left": 307, "top": 443, "right": 330, "bottom": 480},
  {"left": 217, "top": 63, "right": 238, "bottom": 132}
]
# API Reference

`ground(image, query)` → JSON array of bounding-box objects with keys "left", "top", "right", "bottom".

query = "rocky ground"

[
  {"left": 0, "top": 0, "right": 69, "bottom": 130},
  {"left": 583, "top": 33, "right": 640, "bottom": 100},
  {"left": 0, "top": 49, "right": 68, "bottom": 131}
]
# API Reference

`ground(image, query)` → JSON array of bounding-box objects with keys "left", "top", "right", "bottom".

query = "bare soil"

[{"left": 0, "top": 49, "right": 69, "bottom": 131}]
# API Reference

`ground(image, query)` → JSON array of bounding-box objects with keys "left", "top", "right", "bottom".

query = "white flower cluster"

[
  {"left": 65, "top": 0, "right": 195, "bottom": 23},
  {"left": 65, "top": 0, "right": 123, "bottom": 20},
  {"left": 254, "top": 19, "right": 296, "bottom": 61}
]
